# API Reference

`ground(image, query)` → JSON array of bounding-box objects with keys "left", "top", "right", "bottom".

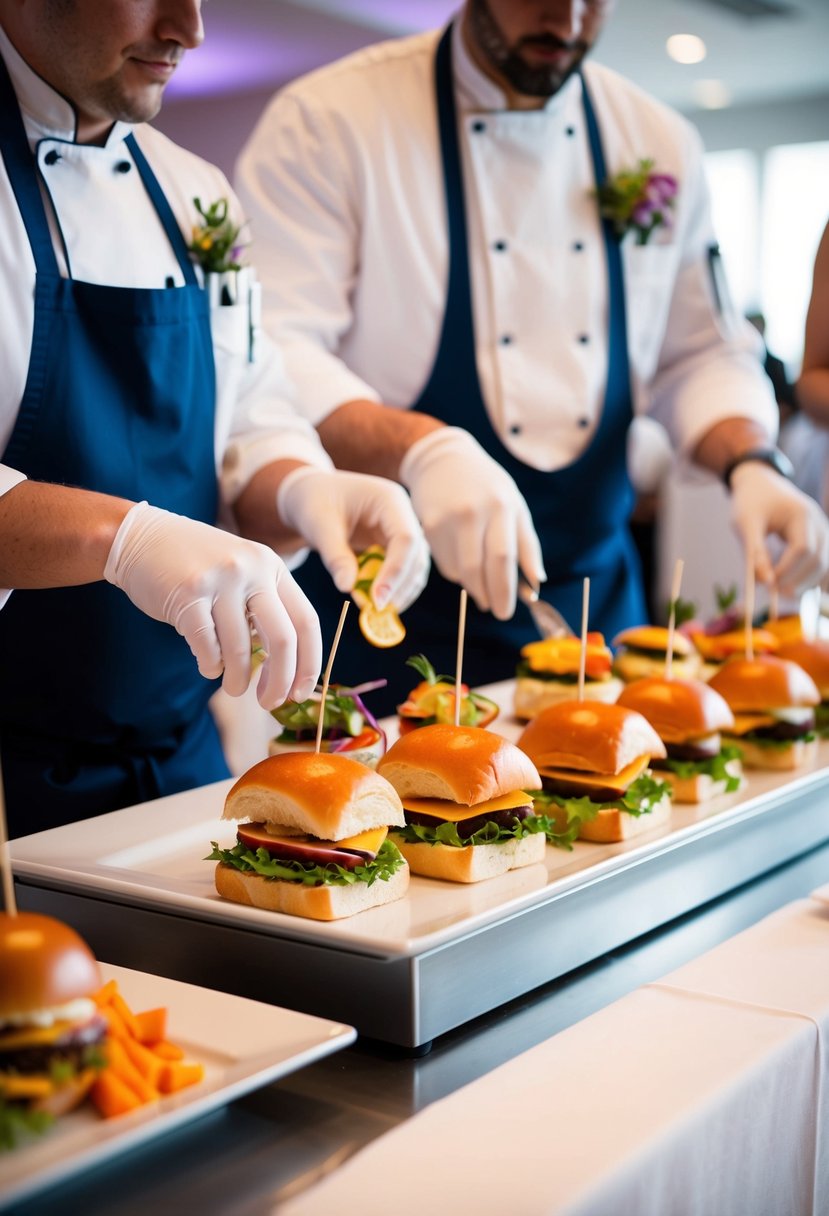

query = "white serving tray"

[
  {"left": 0, "top": 963, "right": 355, "bottom": 1209},
  {"left": 11, "top": 683, "right": 829, "bottom": 1045}
]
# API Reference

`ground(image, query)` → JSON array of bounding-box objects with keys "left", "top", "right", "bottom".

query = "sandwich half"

[
  {"left": 377, "top": 725, "right": 547, "bottom": 883},
  {"left": 210, "top": 752, "right": 409, "bottom": 920}
]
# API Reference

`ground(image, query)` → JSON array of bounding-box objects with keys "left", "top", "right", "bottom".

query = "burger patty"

[
  {"left": 749, "top": 717, "right": 815, "bottom": 742},
  {"left": 663, "top": 737, "right": 721, "bottom": 762},
  {"left": 404, "top": 804, "right": 533, "bottom": 840},
  {"left": 0, "top": 1014, "right": 107, "bottom": 1076}
]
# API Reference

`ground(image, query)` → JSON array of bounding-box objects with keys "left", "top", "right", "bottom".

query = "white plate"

[
  {"left": 9, "top": 683, "right": 829, "bottom": 960},
  {"left": 0, "top": 963, "right": 355, "bottom": 1209}
]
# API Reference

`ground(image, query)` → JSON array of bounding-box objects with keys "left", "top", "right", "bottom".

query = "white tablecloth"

[{"left": 279, "top": 897, "right": 829, "bottom": 1216}]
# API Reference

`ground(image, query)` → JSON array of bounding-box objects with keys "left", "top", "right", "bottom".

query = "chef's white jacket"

[
  {"left": 235, "top": 21, "right": 777, "bottom": 472},
  {"left": 0, "top": 25, "right": 331, "bottom": 513}
]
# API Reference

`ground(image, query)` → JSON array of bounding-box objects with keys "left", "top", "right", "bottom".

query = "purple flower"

[
  {"left": 631, "top": 201, "right": 655, "bottom": 227},
  {"left": 648, "top": 173, "right": 678, "bottom": 202}
]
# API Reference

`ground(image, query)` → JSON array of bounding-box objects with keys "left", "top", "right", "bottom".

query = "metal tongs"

[{"left": 517, "top": 579, "right": 575, "bottom": 639}]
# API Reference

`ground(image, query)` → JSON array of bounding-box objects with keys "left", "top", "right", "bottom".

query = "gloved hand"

[
  {"left": 104, "top": 502, "right": 321, "bottom": 708},
  {"left": 276, "top": 468, "right": 430, "bottom": 611},
  {"left": 399, "top": 427, "right": 546, "bottom": 619},
  {"left": 729, "top": 463, "right": 829, "bottom": 595}
]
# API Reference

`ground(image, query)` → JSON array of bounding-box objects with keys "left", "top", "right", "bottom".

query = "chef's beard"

[{"left": 467, "top": 0, "right": 590, "bottom": 98}]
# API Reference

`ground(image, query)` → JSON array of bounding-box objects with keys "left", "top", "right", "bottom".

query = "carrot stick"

[
  {"left": 152, "top": 1040, "right": 185, "bottom": 1062},
  {"left": 158, "top": 1061, "right": 205, "bottom": 1094},
  {"left": 90, "top": 1069, "right": 143, "bottom": 1119},
  {"left": 133, "top": 1007, "right": 167, "bottom": 1045},
  {"left": 106, "top": 1039, "right": 159, "bottom": 1103}
]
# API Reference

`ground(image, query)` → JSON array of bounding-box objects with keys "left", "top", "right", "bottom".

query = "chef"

[
  {"left": 236, "top": 0, "right": 829, "bottom": 708},
  {"left": 0, "top": 0, "right": 429, "bottom": 836}
]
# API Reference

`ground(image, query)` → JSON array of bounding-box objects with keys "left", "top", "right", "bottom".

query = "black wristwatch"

[{"left": 723, "top": 447, "right": 795, "bottom": 490}]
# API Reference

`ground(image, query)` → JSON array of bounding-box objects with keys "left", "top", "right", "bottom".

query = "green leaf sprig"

[{"left": 188, "top": 197, "right": 247, "bottom": 274}]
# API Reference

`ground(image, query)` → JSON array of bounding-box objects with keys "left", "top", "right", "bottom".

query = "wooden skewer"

[
  {"left": 744, "top": 551, "right": 755, "bottom": 664},
  {"left": 455, "top": 589, "right": 468, "bottom": 727},
  {"left": 577, "top": 578, "right": 590, "bottom": 702},
  {"left": 665, "top": 558, "right": 685, "bottom": 682},
  {"left": 769, "top": 584, "right": 779, "bottom": 624},
  {"left": 315, "top": 601, "right": 351, "bottom": 755},
  {"left": 0, "top": 754, "right": 17, "bottom": 915}
]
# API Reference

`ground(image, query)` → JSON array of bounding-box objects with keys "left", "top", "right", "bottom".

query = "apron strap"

[
  {"left": 435, "top": 26, "right": 474, "bottom": 345},
  {"left": 0, "top": 52, "right": 61, "bottom": 275},
  {"left": 580, "top": 71, "right": 631, "bottom": 382},
  {"left": 126, "top": 133, "right": 198, "bottom": 286}
]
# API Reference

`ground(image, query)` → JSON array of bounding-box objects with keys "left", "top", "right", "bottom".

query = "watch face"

[{"left": 726, "top": 448, "right": 794, "bottom": 487}]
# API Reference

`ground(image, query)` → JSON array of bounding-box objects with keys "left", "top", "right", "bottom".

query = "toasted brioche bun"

[
  {"left": 223, "top": 752, "right": 405, "bottom": 840},
  {"left": 612, "top": 651, "right": 701, "bottom": 683},
  {"left": 518, "top": 700, "right": 666, "bottom": 775},
  {"left": 577, "top": 795, "right": 672, "bottom": 843},
  {"left": 691, "top": 628, "right": 778, "bottom": 662},
  {"left": 214, "top": 861, "right": 409, "bottom": 921},
  {"left": 0, "top": 912, "right": 100, "bottom": 1020},
  {"left": 268, "top": 733, "right": 384, "bottom": 769},
  {"left": 391, "top": 832, "right": 546, "bottom": 883},
  {"left": 776, "top": 638, "right": 829, "bottom": 699},
  {"left": 660, "top": 768, "right": 743, "bottom": 805},
  {"left": 514, "top": 675, "right": 623, "bottom": 720},
  {"left": 708, "top": 655, "right": 820, "bottom": 711},
  {"left": 613, "top": 625, "right": 694, "bottom": 656},
  {"left": 617, "top": 677, "right": 734, "bottom": 744},
  {"left": 377, "top": 724, "right": 541, "bottom": 805},
  {"left": 722, "top": 735, "right": 818, "bottom": 772}
]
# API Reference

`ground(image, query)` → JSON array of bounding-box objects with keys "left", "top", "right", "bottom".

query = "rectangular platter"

[{"left": 11, "top": 682, "right": 829, "bottom": 1048}]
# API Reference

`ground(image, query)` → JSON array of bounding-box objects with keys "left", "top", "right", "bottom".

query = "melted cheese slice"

[
  {"left": 0, "top": 1018, "right": 76, "bottom": 1051},
  {"left": 401, "top": 790, "right": 532, "bottom": 822},
  {"left": 728, "top": 713, "right": 777, "bottom": 735},
  {"left": 0, "top": 1073, "right": 54, "bottom": 1099},
  {"left": 539, "top": 753, "right": 649, "bottom": 794}
]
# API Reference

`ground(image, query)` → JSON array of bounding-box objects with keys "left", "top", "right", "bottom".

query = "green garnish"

[
  {"left": 0, "top": 1099, "right": 53, "bottom": 1152},
  {"left": 393, "top": 813, "right": 551, "bottom": 849},
  {"left": 531, "top": 773, "right": 670, "bottom": 850},
  {"left": 207, "top": 837, "right": 405, "bottom": 888},
  {"left": 659, "top": 745, "right": 742, "bottom": 792},
  {"left": 271, "top": 689, "right": 363, "bottom": 738}
]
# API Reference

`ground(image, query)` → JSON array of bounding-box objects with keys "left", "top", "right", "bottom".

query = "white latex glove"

[
  {"left": 104, "top": 502, "right": 321, "bottom": 708},
  {"left": 729, "top": 463, "right": 829, "bottom": 596},
  {"left": 276, "top": 468, "right": 430, "bottom": 611},
  {"left": 399, "top": 427, "right": 546, "bottom": 619}
]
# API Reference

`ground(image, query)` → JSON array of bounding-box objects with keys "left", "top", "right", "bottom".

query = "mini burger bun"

[
  {"left": 613, "top": 625, "right": 694, "bottom": 656},
  {"left": 0, "top": 912, "right": 100, "bottom": 1020},
  {"left": 513, "top": 675, "right": 622, "bottom": 721},
  {"left": 377, "top": 724, "right": 541, "bottom": 804},
  {"left": 518, "top": 700, "right": 666, "bottom": 775},
  {"left": 775, "top": 638, "right": 829, "bottom": 699},
  {"left": 391, "top": 833, "right": 546, "bottom": 883},
  {"left": 617, "top": 677, "right": 734, "bottom": 743},
  {"left": 223, "top": 751, "right": 405, "bottom": 840},
  {"left": 708, "top": 655, "right": 820, "bottom": 711},
  {"left": 730, "top": 736, "right": 818, "bottom": 771},
  {"left": 214, "top": 861, "right": 409, "bottom": 922}
]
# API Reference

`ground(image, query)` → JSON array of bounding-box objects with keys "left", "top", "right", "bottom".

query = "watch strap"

[{"left": 723, "top": 447, "right": 794, "bottom": 489}]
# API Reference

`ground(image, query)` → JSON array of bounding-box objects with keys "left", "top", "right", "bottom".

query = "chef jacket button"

[
  {"left": 499, "top": 334, "right": 514, "bottom": 346},
  {"left": 43, "top": 148, "right": 61, "bottom": 165},
  {"left": 577, "top": 333, "right": 590, "bottom": 344},
  {"left": 493, "top": 240, "right": 508, "bottom": 252},
  {"left": 565, "top": 125, "right": 576, "bottom": 137},
  {"left": 578, "top": 417, "right": 590, "bottom": 428},
  {"left": 115, "top": 160, "right": 132, "bottom": 173},
  {"left": 572, "top": 241, "right": 584, "bottom": 252},
  {"left": 509, "top": 424, "right": 522, "bottom": 436},
  {"left": 472, "top": 120, "right": 487, "bottom": 133}
]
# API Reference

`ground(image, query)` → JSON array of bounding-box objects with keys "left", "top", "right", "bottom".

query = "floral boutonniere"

[
  {"left": 595, "top": 159, "right": 678, "bottom": 245},
  {"left": 187, "top": 197, "right": 248, "bottom": 274}
]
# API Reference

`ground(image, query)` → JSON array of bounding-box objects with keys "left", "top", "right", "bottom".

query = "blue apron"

[
  {"left": 297, "top": 24, "right": 645, "bottom": 713},
  {"left": 0, "top": 56, "right": 229, "bottom": 836}
]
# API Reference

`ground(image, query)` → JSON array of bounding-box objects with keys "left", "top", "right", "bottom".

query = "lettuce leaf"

[
  {"left": 531, "top": 773, "right": 671, "bottom": 850},
  {"left": 206, "top": 837, "right": 405, "bottom": 888},
  {"left": 659, "top": 745, "right": 742, "bottom": 792},
  {"left": 392, "top": 813, "right": 552, "bottom": 849},
  {"left": 742, "top": 731, "right": 816, "bottom": 750},
  {"left": 0, "top": 1099, "right": 53, "bottom": 1151}
]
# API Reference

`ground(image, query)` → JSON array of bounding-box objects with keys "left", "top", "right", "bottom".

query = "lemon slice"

[
  {"left": 351, "top": 547, "right": 386, "bottom": 611},
  {"left": 359, "top": 602, "right": 406, "bottom": 648}
]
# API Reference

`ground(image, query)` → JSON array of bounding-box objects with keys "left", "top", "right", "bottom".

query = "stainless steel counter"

[{"left": 8, "top": 835, "right": 829, "bottom": 1216}]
